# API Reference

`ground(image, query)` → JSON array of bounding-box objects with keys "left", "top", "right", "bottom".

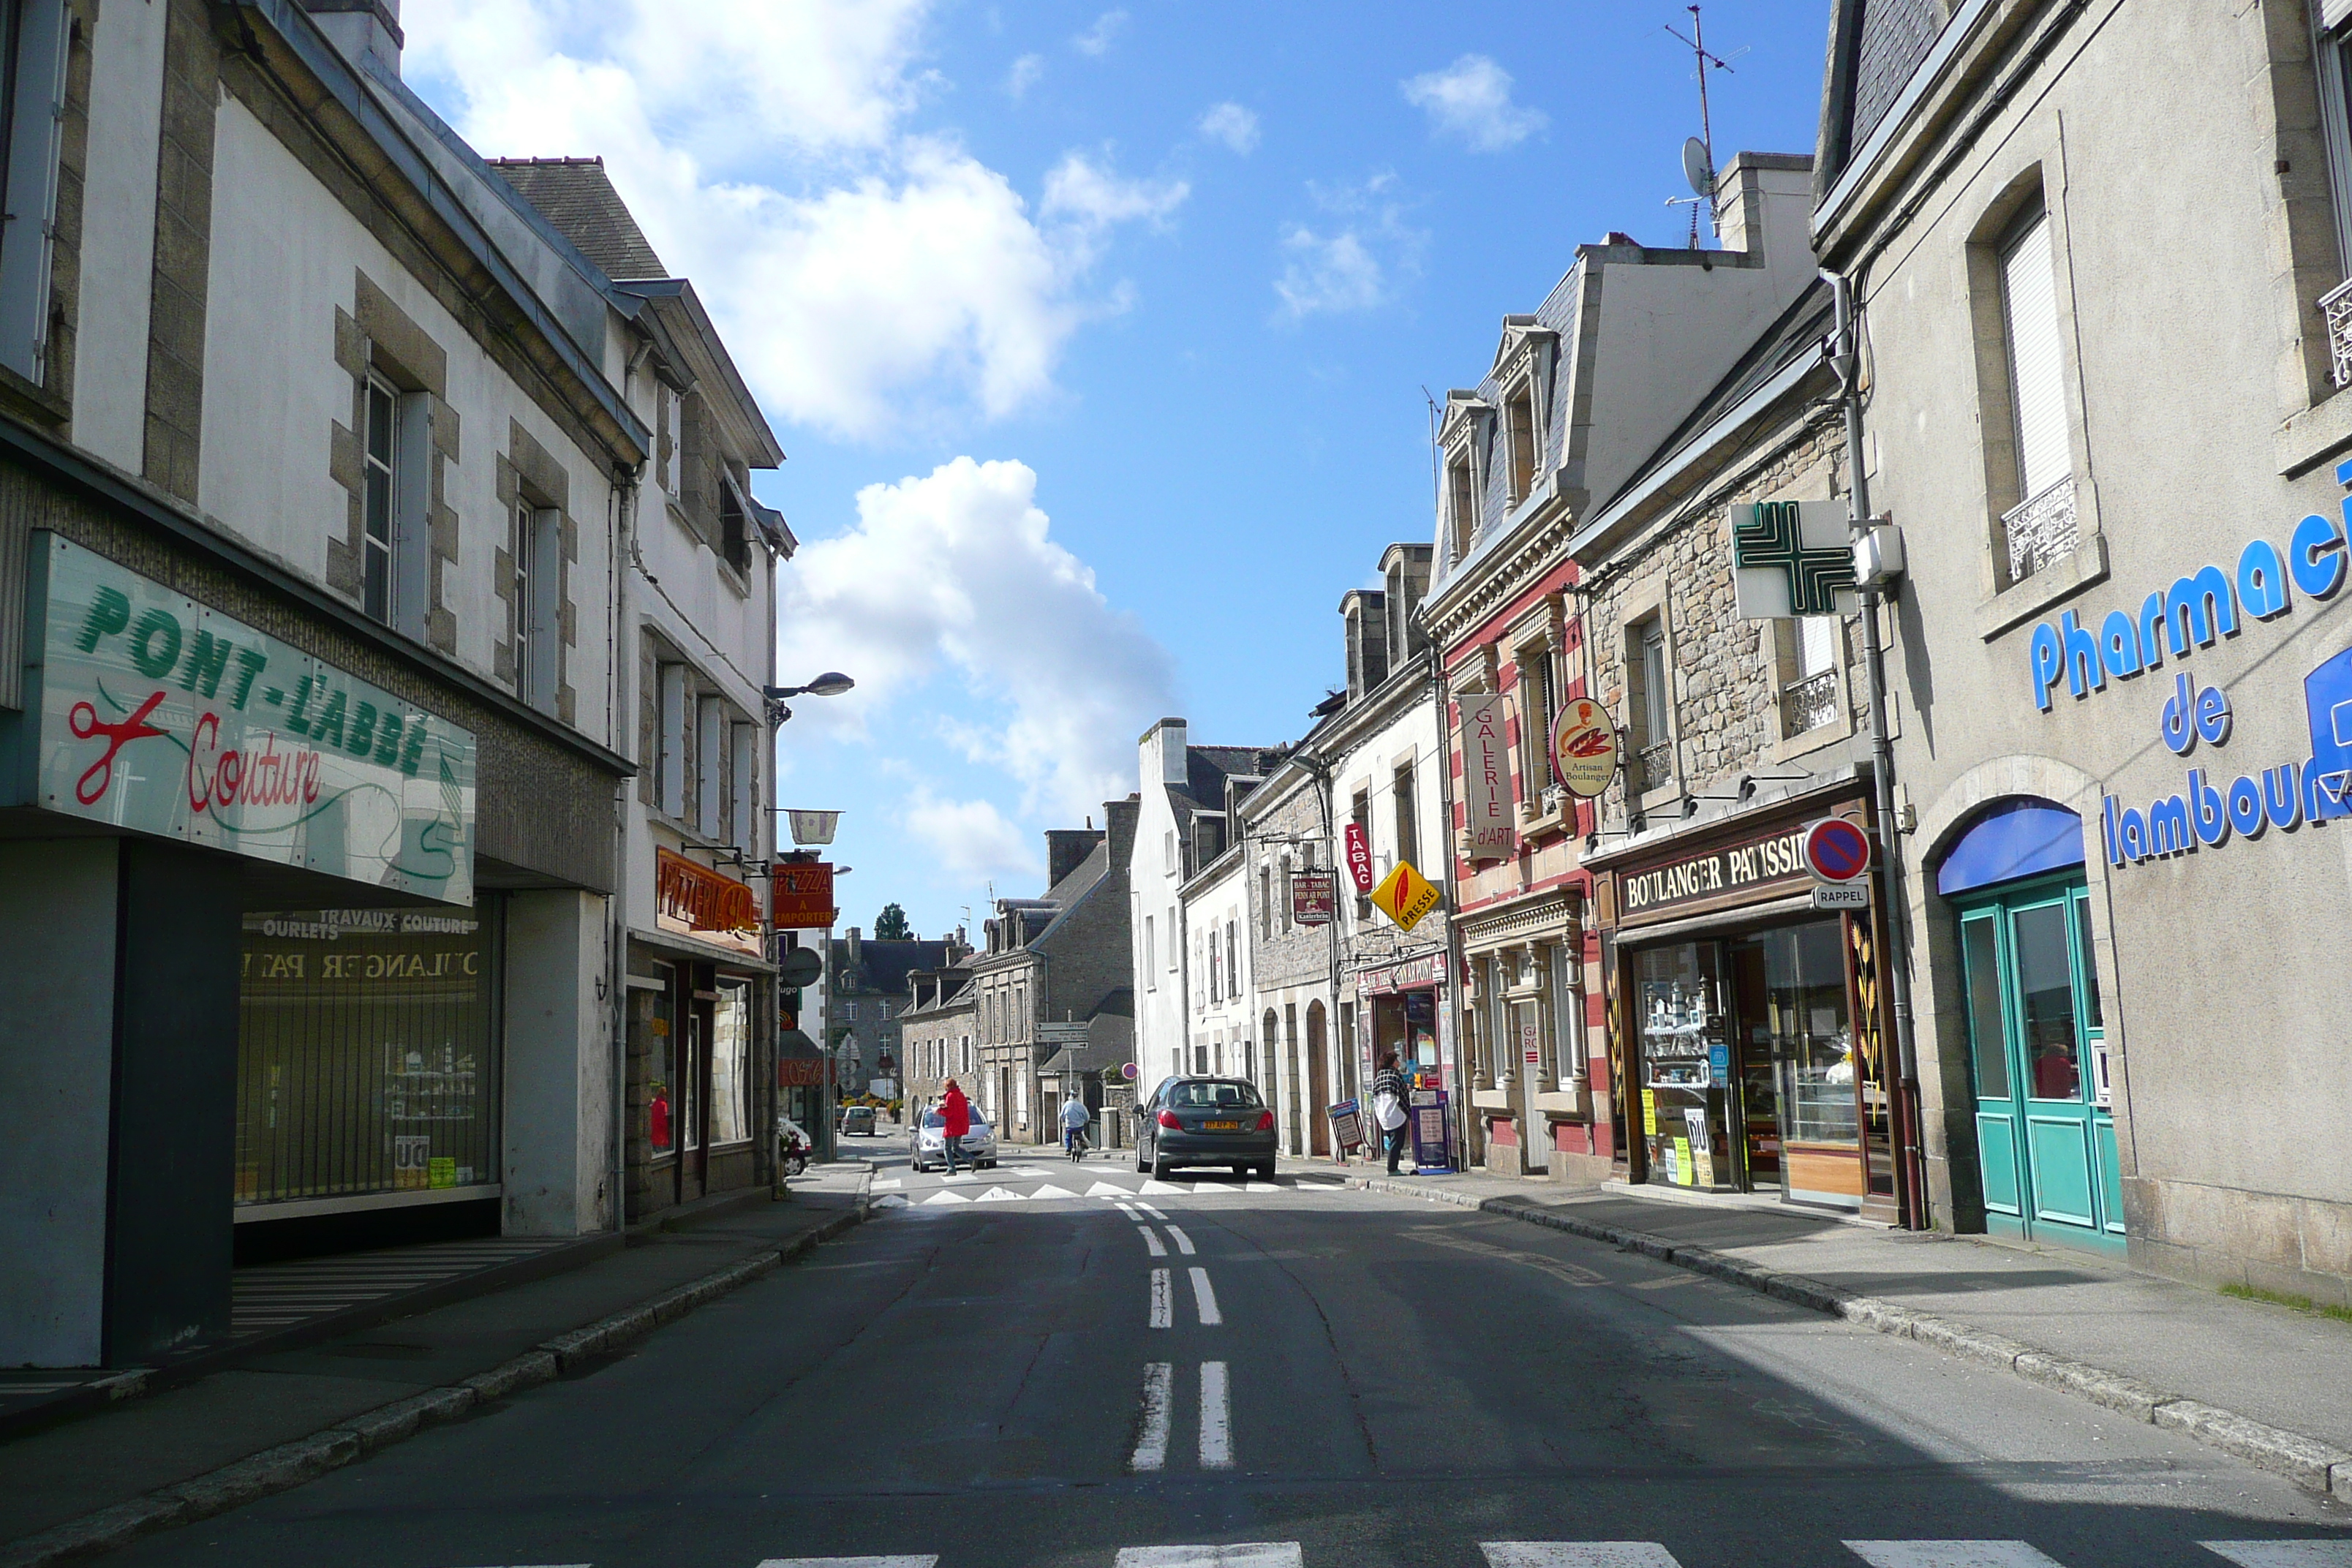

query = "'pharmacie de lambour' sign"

[{"left": 18, "top": 535, "right": 477, "bottom": 903}]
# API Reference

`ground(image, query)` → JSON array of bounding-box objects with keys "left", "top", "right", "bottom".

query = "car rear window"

[
  {"left": 923, "top": 1112, "right": 990, "bottom": 1130},
  {"left": 1167, "top": 1081, "right": 1264, "bottom": 1109}
]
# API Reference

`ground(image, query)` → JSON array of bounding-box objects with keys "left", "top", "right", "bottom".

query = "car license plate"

[{"left": 1205, "top": 1119, "right": 1240, "bottom": 1131}]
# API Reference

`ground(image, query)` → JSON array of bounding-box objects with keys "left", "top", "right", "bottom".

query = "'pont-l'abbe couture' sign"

[
  {"left": 2022, "top": 468, "right": 2352, "bottom": 871},
  {"left": 20, "top": 535, "right": 476, "bottom": 902}
]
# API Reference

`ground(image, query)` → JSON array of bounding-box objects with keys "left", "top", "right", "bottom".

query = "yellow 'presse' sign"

[{"left": 1370, "top": 859, "right": 1442, "bottom": 931}]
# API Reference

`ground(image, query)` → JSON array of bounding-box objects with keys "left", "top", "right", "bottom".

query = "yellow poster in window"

[
  {"left": 1673, "top": 1138, "right": 1695, "bottom": 1186},
  {"left": 1370, "top": 859, "right": 1443, "bottom": 931},
  {"left": 1641, "top": 1090, "right": 1657, "bottom": 1137}
]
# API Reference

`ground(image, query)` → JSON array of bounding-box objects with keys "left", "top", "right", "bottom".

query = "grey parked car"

[
  {"left": 911, "top": 1107, "right": 998, "bottom": 1172},
  {"left": 839, "top": 1104, "right": 878, "bottom": 1137},
  {"left": 1138, "top": 1077, "right": 1276, "bottom": 1180}
]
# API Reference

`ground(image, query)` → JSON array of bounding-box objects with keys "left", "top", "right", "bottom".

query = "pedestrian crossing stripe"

[
  {"left": 1844, "top": 1545, "right": 2063, "bottom": 1567},
  {"left": 2204, "top": 1548, "right": 2352, "bottom": 1566},
  {"left": 973, "top": 1187, "right": 1023, "bottom": 1202},
  {"left": 1484, "top": 1548, "right": 1681, "bottom": 1568},
  {"left": 1115, "top": 1548, "right": 1300, "bottom": 1568},
  {"left": 919, "top": 1191, "right": 968, "bottom": 1205},
  {"left": 756, "top": 1559, "right": 938, "bottom": 1568}
]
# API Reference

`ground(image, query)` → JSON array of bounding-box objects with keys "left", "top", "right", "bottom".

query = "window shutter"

[
  {"left": 2000, "top": 212, "right": 2071, "bottom": 502},
  {"left": 0, "top": 0, "right": 67, "bottom": 382},
  {"left": 2326, "top": 0, "right": 2352, "bottom": 34}
]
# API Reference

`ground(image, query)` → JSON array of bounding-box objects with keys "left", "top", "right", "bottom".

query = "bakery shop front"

[{"left": 1591, "top": 781, "right": 1901, "bottom": 1222}]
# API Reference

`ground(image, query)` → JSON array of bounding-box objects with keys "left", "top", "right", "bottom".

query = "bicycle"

[{"left": 1065, "top": 1128, "right": 1091, "bottom": 1163}]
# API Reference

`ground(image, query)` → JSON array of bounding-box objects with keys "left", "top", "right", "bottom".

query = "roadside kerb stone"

[
  {"left": 1349, "top": 1174, "right": 2352, "bottom": 1499},
  {"left": 0, "top": 1205, "right": 869, "bottom": 1568}
]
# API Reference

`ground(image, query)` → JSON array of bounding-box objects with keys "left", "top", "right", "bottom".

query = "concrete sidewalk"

[
  {"left": 0, "top": 1170, "right": 870, "bottom": 1567},
  {"left": 1290, "top": 1157, "right": 2352, "bottom": 1498}
]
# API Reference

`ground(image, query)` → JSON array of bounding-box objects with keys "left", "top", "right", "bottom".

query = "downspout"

[
  {"left": 608, "top": 459, "right": 641, "bottom": 1234},
  {"left": 1424, "top": 638, "right": 1471, "bottom": 1172},
  {"left": 1827, "top": 269, "right": 1929, "bottom": 1230}
]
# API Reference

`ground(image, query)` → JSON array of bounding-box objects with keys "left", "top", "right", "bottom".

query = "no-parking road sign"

[{"left": 1802, "top": 816, "right": 1873, "bottom": 885}]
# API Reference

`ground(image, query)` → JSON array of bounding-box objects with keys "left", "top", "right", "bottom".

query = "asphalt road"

[{"left": 93, "top": 1128, "right": 2352, "bottom": 1568}]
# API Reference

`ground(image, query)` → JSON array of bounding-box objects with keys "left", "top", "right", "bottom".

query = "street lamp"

[{"left": 764, "top": 671, "right": 854, "bottom": 725}]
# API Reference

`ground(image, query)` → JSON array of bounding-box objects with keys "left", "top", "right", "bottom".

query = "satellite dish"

[{"left": 1681, "top": 135, "right": 1714, "bottom": 196}]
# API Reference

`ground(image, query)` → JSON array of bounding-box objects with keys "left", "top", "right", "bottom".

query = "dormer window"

[
  {"left": 1447, "top": 455, "right": 1477, "bottom": 561},
  {"left": 1504, "top": 381, "right": 1538, "bottom": 504}
]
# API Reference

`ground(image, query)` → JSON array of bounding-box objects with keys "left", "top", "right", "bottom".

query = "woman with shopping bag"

[{"left": 1370, "top": 1049, "right": 1411, "bottom": 1175}]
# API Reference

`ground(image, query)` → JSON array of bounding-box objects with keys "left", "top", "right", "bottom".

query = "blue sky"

[{"left": 404, "top": 0, "right": 1831, "bottom": 939}]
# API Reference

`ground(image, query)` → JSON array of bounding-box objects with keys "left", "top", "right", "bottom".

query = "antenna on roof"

[{"left": 1662, "top": 4, "right": 1735, "bottom": 249}]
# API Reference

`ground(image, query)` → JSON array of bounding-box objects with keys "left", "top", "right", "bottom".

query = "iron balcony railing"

[
  {"left": 1636, "top": 740, "right": 1675, "bottom": 795},
  {"left": 2002, "top": 474, "right": 2078, "bottom": 584},
  {"left": 1781, "top": 668, "right": 1841, "bottom": 736},
  {"left": 2323, "top": 276, "right": 2352, "bottom": 390}
]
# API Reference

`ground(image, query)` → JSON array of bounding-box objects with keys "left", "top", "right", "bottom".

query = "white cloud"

[
  {"left": 902, "top": 790, "right": 1040, "bottom": 882},
  {"left": 1273, "top": 172, "right": 1422, "bottom": 320},
  {"left": 1401, "top": 54, "right": 1548, "bottom": 152},
  {"left": 1041, "top": 151, "right": 1189, "bottom": 230},
  {"left": 1277, "top": 228, "right": 1384, "bottom": 317},
  {"left": 403, "top": 0, "right": 1173, "bottom": 440},
  {"left": 1197, "top": 102, "right": 1260, "bottom": 155},
  {"left": 1072, "top": 10, "right": 1128, "bottom": 56},
  {"left": 1006, "top": 52, "right": 1045, "bottom": 99},
  {"left": 777, "top": 458, "right": 1176, "bottom": 823}
]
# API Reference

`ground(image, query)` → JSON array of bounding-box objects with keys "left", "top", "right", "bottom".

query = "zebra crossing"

[
  {"left": 442, "top": 1539, "right": 2352, "bottom": 1568},
  {"left": 868, "top": 1167, "right": 1325, "bottom": 1209}
]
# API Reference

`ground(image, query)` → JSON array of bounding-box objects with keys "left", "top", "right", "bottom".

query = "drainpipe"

[
  {"left": 1826, "top": 269, "right": 1929, "bottom": 1231},
  {"left": 608, "top": 459, "right": 641, "bottom": 1235},
  {"left": 1420, "top": 633, "right": 1471, "bottom": 1172}
]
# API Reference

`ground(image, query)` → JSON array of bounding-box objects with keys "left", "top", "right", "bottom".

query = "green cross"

[{"left": 1733, "top": 500, "right": 1854, "bottom": 616}]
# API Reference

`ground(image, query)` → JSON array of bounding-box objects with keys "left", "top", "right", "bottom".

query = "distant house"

[{"left": 829, "top": 929, "right": 962, "bottom": 1097}]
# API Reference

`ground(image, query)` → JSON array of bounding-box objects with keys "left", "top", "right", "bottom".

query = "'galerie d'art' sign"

[{"left": 21, "top": 535, "right": 476, "bottom": 902}]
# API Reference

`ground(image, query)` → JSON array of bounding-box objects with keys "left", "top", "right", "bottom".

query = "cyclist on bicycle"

[{"left": 1060, "top": 1096, "right": 1092, "bottom": 1159}]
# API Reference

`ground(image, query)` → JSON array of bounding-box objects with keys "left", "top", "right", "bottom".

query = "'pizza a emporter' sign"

[{"left": 20, "top": 535, "right": 476, "bottom": 903}]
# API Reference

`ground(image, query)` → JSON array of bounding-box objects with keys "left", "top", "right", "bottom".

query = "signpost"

[
  {"left": 1550, "top": 697, "right": 1620, "bottom": 798},
  {"left": 1369, "top": 859, "right": 1441, "bottom": 932},
  {"left": 1803, "top": 815, "right": 1874, "bottom": 912}
]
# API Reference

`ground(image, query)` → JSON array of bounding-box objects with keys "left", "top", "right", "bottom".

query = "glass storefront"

[
  {"left": 709, "top": 979, "right": 750, "bottom": 1146},
  {"left": 1630, "top": 916, "right": 1877, "bottom": 1208},
  {"left": 235, "top": 908, "right": 500, "bottom": 1208}
]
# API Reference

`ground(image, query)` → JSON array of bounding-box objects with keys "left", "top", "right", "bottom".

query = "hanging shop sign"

[
  {"left": 772, "top": 859, "right": 838, "bottom": 927},
  {"left": 1342, "top": 821, "right": 1377, "bottom": 894},
  {"left": 1357, "top": 949, "right": 1449, "bottom": 996},
  {"left": 2019, "top": 486, "right": 2352, "bottom": 871},
  {"left": 1459, "top": 692, "right": 1513, "bottom": 859},
  {"left": 1290, "top": 869, "right": 1337, "bottom": 925},
  {"left": 657, "top": 848, "right": 760, "bottom": 938},
  {"left": 1614, "top": 813, "right": 1833, "bottom": 922},
  {"left": 1370, "top": 859, "right": 1443, "bottom": 931},
  {"left": 1550, "top": 696, "right": 1619, "bottom": 798},
  {"left": 18, "top": 535, "right": 475, "bottom": 902},
  {"left": 1732, "top": 499, "right": 1858, "bottom": 619}
]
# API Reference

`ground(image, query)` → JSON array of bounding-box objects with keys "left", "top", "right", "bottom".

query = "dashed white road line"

[
  {"left": 1844, "top": 1545, "right": 2067, "bottom": 1567},
  {"left": 1165, "top": 1224, "right": 1196, "bottom": 1256},
  {"left": 1188, "top": 1267, "right": 1222, "bottom": 1326},
  {"left": 1128, "top": 1362, "right": 1172, "bottom": 1472},
  {"left": 1150, "top": 1267, "right": 1172, "bottom": 1328},
  {"left": 1139, "top": 1202, "right": 1169, "bottom": 1220},
  {"left": 1198, "top": 1360, "right": 1232, "bottom": 1469},
  {"left": 1115, "top": 1201, "right": 1140, "bottom": 1218},
  {"left": 1116, "top": 1545, "right": 1299, "bottom": 1568},
  {"left": 1137, "top": 1225, "right": 1168, "bottom": 1257},
  {"left": 1482, "top": 1548, "right": 1682, "bottom": 1568}
]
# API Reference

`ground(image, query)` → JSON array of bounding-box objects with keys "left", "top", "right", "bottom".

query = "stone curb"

[
  {"left": 1350, "top": 1175, "right": 2352, "bottom": 1501},
  {"left": 0, "top": 1205, "right": 867, "bottom": 1568}
]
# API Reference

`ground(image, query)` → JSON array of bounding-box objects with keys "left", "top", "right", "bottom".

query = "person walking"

[
  {"left": 938, "top": 1078, "right": 973, "bottom": 1175},
  {"left": 1060, "top": 1094, "right": 1092, "bottom": 1160},
  {"left": 1371, "top": 1049, "right": 1411, "bottom": 1175}
]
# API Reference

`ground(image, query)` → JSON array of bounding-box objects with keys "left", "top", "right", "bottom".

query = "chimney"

[
  {"left": 1044, "top": 828, "right": 1104, "bottom": 889},
  {"left": 1382, "top": 543, "right": 1435, "bottom": 659},
  {"left": 1340, "top": 588, "right": 1390, "bottom": 701},
  {"left": 301, "top": 0, "right": 404, "bottom": 77},
  {"left": 1140, "top": 717, "right": 1189, "bottom": 789},
  {"left": 846, "top": 926, "right": 862, "bottom": 970},
  {"left": 1104, "top": 794, "right": 1142, "bottom": 872},
  {"left": 1713, "top": 151, "right": 1816, "bottom": 263}
]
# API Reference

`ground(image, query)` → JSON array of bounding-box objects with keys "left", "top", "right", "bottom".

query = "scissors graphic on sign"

[{"left": 69, "top": 691, "right": 168, "bottom": 804}]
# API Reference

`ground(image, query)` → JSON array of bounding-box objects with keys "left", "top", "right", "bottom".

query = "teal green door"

[{"left": 1956, "top": 878, "right": 2124, "bottom": 1249}]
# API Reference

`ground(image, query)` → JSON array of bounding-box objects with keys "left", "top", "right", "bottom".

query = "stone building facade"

[
  {"left": 1235, "top": 755, "right": 1337, "bottom": 1157},
  {"left": 1807, "top": 0, "right": 2352, "bottom": 1288}
]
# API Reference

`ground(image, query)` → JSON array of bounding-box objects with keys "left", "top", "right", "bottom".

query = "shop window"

[
  {"left": 644, "top": 974, "right": 676, "bottom": 1157},
  {"left": 709, "top": 982, "right": 750, "bottom": 1145},
  {"left": 235, "top": 909, "right": 498, "bottom": 1208}
]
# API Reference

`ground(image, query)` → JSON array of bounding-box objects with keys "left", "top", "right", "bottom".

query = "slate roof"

[
  {"left": 832, "top": 938, "right": 957, "bottom": 998},
  {"left": 486, "top": 157, "right": 668, "bottom": 280}
]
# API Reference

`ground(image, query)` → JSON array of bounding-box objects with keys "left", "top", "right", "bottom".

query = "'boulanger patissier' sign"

[{"left": 23, "top": 535, "right": 476, "bottom": 902}]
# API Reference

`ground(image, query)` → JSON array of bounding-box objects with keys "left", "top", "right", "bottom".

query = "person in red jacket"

[{"left": 938, "top": 1078, "right": 973, "bottom": 1175}]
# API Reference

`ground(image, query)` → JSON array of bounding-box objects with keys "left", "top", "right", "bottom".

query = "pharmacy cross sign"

[{"left": 1733, "top": 500, "right": 1856, "bottom": 619}]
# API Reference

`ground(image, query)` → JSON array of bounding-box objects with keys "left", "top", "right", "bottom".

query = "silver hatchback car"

[{"left": 911, "top": 1107, "right": 998, "bottom": 1172}]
